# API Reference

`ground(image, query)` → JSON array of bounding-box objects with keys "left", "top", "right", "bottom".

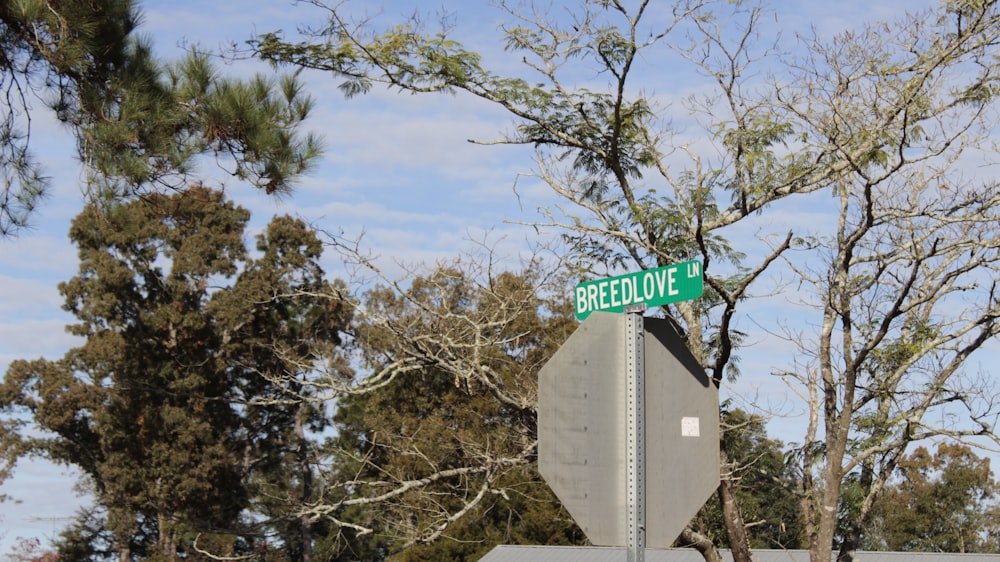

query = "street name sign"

[{"left": 574, "top": 260, "right": 703, "bottom": 320}]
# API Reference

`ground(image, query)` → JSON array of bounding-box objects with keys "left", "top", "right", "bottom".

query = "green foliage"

[
  {"left": 865, "top": 443, "right": 1000, "bottom": 553},
  {"left": 251, "top": 1, "right": 790, "bottom": 398},
  {"left": 0, "top": 0, "right": 138, "bottom": 235},
  {"left": 255, "top": 22, "right": 486, "bottom": 99},
  {"left": 83, "top": 50, "right": 322, "bottom": 203},
  {"left": 0, "top": 0, "right": 321, "bottom": 237},
  {"left": 0, "top": 187, "right": 348, "bottom": 560},
  {"left": 716, "top": 111, "right": 814, "bottom": 213}
]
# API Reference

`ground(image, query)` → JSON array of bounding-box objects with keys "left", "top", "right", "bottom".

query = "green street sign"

[{"left": 574, "top": 260, "right": 703, "bottom": 320}]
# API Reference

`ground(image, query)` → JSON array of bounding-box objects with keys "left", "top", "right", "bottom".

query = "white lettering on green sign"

[{"left": 574, "top": 260, "right": 703, "bottom": 320}]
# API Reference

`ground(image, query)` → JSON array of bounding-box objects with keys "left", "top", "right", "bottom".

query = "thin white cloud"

[
  {"left": 0, "top": 237, "right": 77, "bottom": 279},
  {"left": 0, "top": 278, "right": 66, "bottom": 317},
  {"left": 0, "top": 320, "right": 81, "bottom": 387}
]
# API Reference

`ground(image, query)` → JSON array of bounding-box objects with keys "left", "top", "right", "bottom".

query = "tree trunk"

[
  {"left": 295, "top": 402, "right": 313, "bottom": 562},
  {"left": 678, "top": 527, "right": 724, "bottom": 562},
  {"left": 157, "top": 511, "right": 177, "bottom": 561},
  {"left": 810, "top": 446, "right": 845, "bottom": 562},
  {"left": 718, "top": 445, "right": 753, "bottom": 562}
]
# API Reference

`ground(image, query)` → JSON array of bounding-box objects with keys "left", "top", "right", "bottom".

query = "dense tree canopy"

[
  {"left": 865, "top": 443, "right": 1000, "bottom": 553},
  {"left": 0, "top": 187, "right": 349, "bottom": 560},
  {"left": 6, "top": 1, "right": 1000, "bottom": 560}
]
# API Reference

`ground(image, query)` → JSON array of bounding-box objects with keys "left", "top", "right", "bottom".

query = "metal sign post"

[{"left": 625, "top": 305, "right": 646, "bottom": 562}]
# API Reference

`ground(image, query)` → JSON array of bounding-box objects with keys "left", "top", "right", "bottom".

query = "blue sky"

[{"left": 1, "top": 0, "right": 980, "bottom": 554}]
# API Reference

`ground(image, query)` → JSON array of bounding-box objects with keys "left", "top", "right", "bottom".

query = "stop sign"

[{"left": 537, "top": 312, "right": 719, "bottom": 548}]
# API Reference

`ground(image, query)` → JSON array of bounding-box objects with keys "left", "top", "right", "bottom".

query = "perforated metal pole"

[{"left": 625, "top": 306, "right": 646, "bottom": 562}]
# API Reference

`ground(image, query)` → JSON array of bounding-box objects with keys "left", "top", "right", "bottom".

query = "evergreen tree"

[
  {"left": 1, "top": 0, "right": 137, "bottom": 235},
  {"left": 0, "top": 0, "right": 320, "bottom": 236},
  {"left": 864, "top": 443, "right": 1000, "bottom": 553},
  {"left": 0, "top": 187, "right": 348, "bottom": 561},
  {"left": 217, "top": 215, "right": 351, "bottom": 562}
]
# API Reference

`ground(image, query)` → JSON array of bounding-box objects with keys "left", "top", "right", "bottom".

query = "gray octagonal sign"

[{"left": 537, "top": 312, "right": 719, "bottom": 548}]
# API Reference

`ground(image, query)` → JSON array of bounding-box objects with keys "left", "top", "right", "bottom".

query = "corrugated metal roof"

[{"left": 478, "top": 546, "right": 1000, "bottom": 562}]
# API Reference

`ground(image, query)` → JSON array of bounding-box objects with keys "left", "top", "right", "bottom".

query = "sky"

[{"left": 0, "top": 0, "right": 985, "bottom": 555}]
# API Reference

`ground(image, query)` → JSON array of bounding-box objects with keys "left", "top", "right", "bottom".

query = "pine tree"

[
  {"left": 0, "top": 0, "right": 320, "bottom": 236},
  {"left": 1, "top": 0, "right": 138, "bottom": 234}
]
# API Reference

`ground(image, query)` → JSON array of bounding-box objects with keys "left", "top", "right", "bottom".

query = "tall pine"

[{"left": 1, "top": 0, "right": 320, "bottom": 236}]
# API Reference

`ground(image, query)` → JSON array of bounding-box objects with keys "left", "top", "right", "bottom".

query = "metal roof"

[{"left": 478, "top": 546, "right": 1000, "bottom": 562}]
